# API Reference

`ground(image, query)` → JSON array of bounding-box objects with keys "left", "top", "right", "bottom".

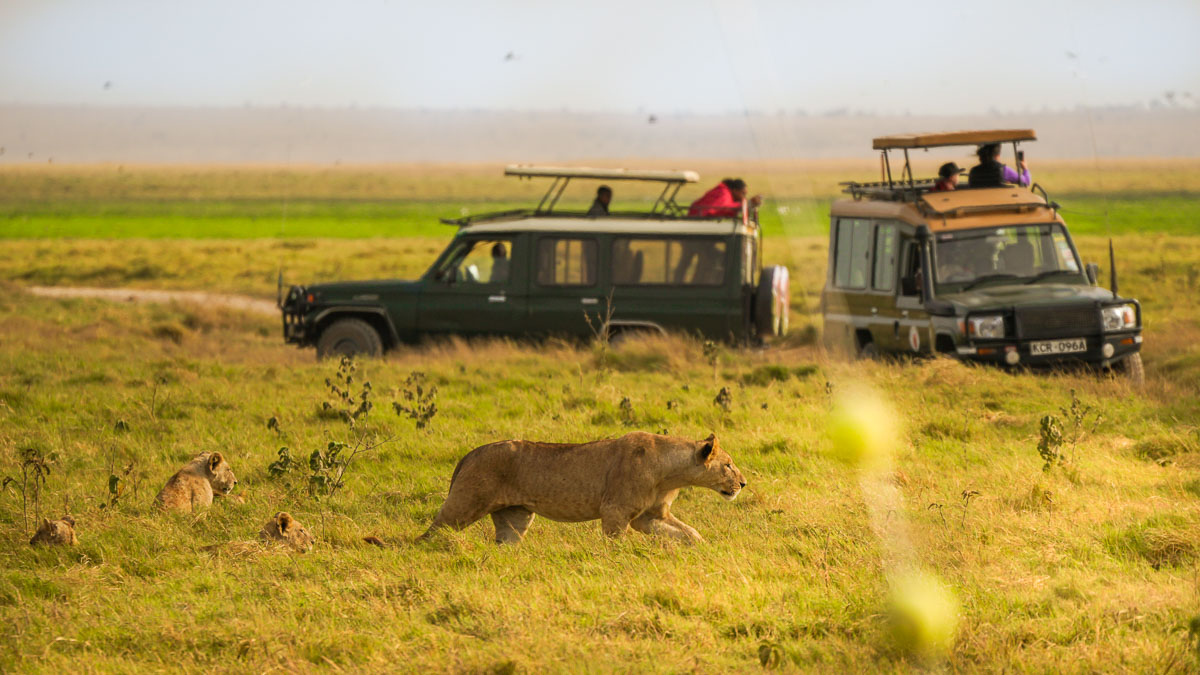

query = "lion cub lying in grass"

[
  {"left": 29, "top": 516, "right": 77, "bottom": 546},
  {"left": 155, "top": 452, "right": 238, "bottom": 512},
  {"left": 422, "top": 431, "right": 745, "bottom": 544},
  {"left": 259, "top": 512, "right": 315, "bottom": 552}
]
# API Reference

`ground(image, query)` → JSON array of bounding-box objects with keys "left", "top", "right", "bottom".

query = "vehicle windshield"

[{"left": 932, "top": 223, "right": 1082, "bottom": 292}]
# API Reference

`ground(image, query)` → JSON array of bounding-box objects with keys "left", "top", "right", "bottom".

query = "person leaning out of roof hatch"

[
  {"left": 967, "top": 143, "right": 1030, "bottom": 188},
  {"left": 688, "top": 178, "right": 762, "bottom": 217},
  {"left": 586, "top": 185, "right": 612, "bottom": 216},
  {"left": 930, "top": 162, "right": 960, "bottom": 192}
]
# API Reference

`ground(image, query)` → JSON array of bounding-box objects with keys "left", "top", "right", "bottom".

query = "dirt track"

[{"left": 26, "top": 286, "right": 278, "bottom": 316}]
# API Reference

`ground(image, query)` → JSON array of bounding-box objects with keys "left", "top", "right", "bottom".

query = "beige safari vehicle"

[{"left": 821, "top": 129, "right": 1144, "bottom": 382}]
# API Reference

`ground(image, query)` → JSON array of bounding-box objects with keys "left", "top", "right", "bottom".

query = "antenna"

[
  {"left": 1108, "top": 238, "right": 1119, "bottom": 298},
  {"left": 276, "top": 142, "right": 291, "bottom": 310}
]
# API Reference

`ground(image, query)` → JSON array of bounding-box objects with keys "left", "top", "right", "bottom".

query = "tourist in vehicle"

[
  {"left": 688, "top": 178, "right": 762, "bottom": 217},
  {"left": 587, "top": 185, "right": 612, "bottom": 216},
  {"left": 489, "top": 242, "right": 510, "bottom": 283},
  {"left": 967, "top": 143, "right": 1030, "bottom": 188},
  {"left": 931, "top": 162, "right": 960, "bottom": 192}
]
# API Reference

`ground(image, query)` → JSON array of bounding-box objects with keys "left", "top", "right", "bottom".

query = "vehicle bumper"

[{"left": 955, "top": 332, "right": 1142, "bottom": 368}]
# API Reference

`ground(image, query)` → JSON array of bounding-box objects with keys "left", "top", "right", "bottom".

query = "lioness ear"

[
  {"left": 208, "top": 452, "right": 224, "bottom": 472},
  {"left": 697, "top": 438, "right": 715, "bottom": 463},
  {"left": 41, "top": 518, "right": 52, "bottom": 529},
  {"left": 276, "top": 512, "right": 293, "bottom": 532},
  {"left": 62, "top": 515, "right": 75, "bottom": 527}
]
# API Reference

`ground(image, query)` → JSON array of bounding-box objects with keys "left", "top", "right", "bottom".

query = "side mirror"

[{"left": 1085, "top": 262, "right": 1099, "bottom": 286}]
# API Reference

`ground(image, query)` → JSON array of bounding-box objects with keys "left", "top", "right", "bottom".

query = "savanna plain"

[{"left": 1, "top": 161, "right": 1199, "bottom": 672}]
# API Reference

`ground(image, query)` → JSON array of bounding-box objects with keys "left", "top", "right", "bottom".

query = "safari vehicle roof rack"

[
  {"left": 440, "top": 165, "right": 704, "bottom": 227},
  {"left": 845, "top": 129, "right": 1038, "bottom": 203},
  {"left": 506, "top": 165, "right": 699, "bottom": 217}
]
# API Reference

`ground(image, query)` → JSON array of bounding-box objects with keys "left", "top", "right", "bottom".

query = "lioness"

[
  {"left": 155, "top": 452, "right": 238, "bottom": 512},
  {"left": 29, "top": 516, "right": 77, "bottom": 546},
  {"left": 422, "top": 432, "right": 745, "bottom": 544},
  {"left": 259, "top": 512, "right": 315, "bottom": 552}
]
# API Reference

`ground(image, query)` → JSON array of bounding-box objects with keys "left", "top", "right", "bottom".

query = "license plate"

[{"left": 1029, "top": 338, "right": 1087, "bottom": 355}]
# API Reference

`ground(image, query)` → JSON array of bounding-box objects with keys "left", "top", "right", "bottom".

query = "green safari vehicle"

[
  {"left": 280, "top": 166, "right": 790, "bottom": 358},
  {"left": 821, "top": 129, "right": 1144, "bottom": 382}
]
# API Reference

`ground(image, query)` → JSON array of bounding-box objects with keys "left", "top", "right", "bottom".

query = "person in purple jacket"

[{"left": 967, "top": 143, "right": 1031, "bottom": 188}]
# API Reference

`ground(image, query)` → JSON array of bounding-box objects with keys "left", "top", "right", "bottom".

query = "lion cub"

[
  {"left": 422, "top": 432, "right": 746, "bottom": 545},
  {"left": 29, "top": 516, "right": 78, "bottom": 546},
  {"left": 259, "top": 512, "right": 315, "bottom": 552},
  {"left": 155, "top": 452, "right": 238, "bottom": 512}
]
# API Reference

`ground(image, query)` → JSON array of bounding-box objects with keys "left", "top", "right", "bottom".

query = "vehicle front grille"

[{"left": 1014, "top": 305, "right": 1100, "bottom": 339}]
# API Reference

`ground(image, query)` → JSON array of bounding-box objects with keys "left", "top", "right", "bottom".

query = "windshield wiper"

[
  {"left": 1022, "top": 269, "right": 1080, "bottom": 284},
  {"left": 962, "top": 273, "right": 1019, "bottom": 290}
]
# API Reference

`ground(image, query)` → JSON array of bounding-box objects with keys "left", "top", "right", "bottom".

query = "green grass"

[
  {"left": 0, "top": 200, "right": 523, "bottom": 239},
  {"left": 1, "top": 292, "right": 1198, "bottom": 671},
  {"left": 1, "top": 164, "right": 1199, "bottom": 671},
  {"left": 3, "top": 194, "right": 1198, "bottom": 238},
  {"left": 2, "top": 161, "right": 1197, "bottom": 239}
]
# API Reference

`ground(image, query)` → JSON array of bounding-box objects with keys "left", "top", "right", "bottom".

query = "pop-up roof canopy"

[
  {"left": 845, "top": 129, "right": 1039, "bottom": 200},
  {"left": 441, "top": 165, "right": 709, "bottom": 226},
  {"left": 504, "top": 165, "right": 700, "bottom": 183},
  {"left": 873, "top": 129, "right": 1037, "bottom": 150},
  {"left": 499, "top": 165, "right": 699, "bottom": 217}
]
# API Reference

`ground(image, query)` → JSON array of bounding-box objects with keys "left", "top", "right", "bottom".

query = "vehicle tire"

[
  {"left": 857, "top": 340, "right": 879, "bottom": 361},
  {"left": 755, "top": 265, "right": 790, "bottom": 338},
  {"left": 1114, "top": 352, "right": 1145, "bottom": 386},
  {"left": 316, "top": 318, "right": 383, "bottom": 360}
]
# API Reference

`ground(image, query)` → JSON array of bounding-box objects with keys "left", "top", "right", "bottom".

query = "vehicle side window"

[
  {"left": 834, "top": 219, "right": 871, "bottom": 289},
  {"left": 872, "top": 224, "right": 897, "bottom": 292},
  {"left": 612, "top": 238, "right": 726, "bottom": 286},
  {"left": 834, "top": 220, "right": 852, "bottom": 287},
  {"left": 435, "top": 238, "right": 513, "bottom": 285},
  {"left": 899, "top": 240, "right": 922, "bottom": 296},
  {"left": 536, "top": 238, "right": 597, "bottom": 286}
]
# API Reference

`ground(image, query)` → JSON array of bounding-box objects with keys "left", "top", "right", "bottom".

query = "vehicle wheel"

[
  {"left": 1114, "top": 352, "right": 1144, "bottom": 386},
  {"left": 316, "top": 318, "right": 383, "bottom": 360},
  {"left": 857, "top": 341, "right": 879, "bottom": 361},
  {"left": 755, "top": 265, "right": 790, "bottom": 338}
]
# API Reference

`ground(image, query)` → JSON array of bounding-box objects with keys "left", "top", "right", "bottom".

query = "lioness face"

[
  {"left": 206, "top": 452, "right": 238, "bottom": 495},
  {"left": 696, "top": 435, "right": 746, "bottom": 501}
]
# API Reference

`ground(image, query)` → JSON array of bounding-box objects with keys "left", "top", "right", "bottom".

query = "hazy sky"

[{"left": 2, "top": 0, "right": 1197, "bottom": 115}]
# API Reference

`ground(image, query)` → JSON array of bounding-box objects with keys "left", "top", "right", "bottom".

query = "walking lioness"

[{"left": 422, "top": 432, "right": 745, "bottom": 544}]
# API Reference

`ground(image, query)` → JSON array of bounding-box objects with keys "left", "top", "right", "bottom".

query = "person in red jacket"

[
  {"left": 688, "top": 178, "right": 762, "bottom": 217},
  {"left": 930, "top": 162, "right": 960, "bottom": 192}
]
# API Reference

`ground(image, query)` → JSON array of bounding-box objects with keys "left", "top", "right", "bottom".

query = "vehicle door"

[
  {"left": 610, "top": 235, "right": 736, "bottom": 338},
  {"left": 417, "top": 236, "right": 524, "bottom": 336},
  {"left": 866, "top": 222, "right": 901, "bottom": 350},
  {"left": 894, "top": 236, "right": 931, "bottom": 354},
  {"left": 524, "top": 235, "right": 603, "bottom": 339},
  {"left": 828, "top": 218, "right": 875, "bottom": 351}
]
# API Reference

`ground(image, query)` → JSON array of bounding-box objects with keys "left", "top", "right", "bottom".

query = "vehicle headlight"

[
  {"left": 967, "top": 315, "right": 1005, "bottom": 339},
  {"left": 1101, "top": 304, "right": 1137, "bottom": 331}
]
